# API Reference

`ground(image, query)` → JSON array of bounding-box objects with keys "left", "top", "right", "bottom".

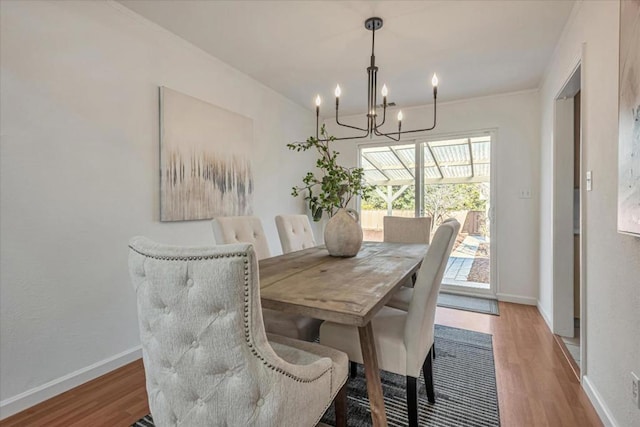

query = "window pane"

[
  {"left": 431, "top": 144, "right": 470, "bottom": 164},
  {"left": 475, "top": 163, "right": 491, "bottom": 177},
  {"left": 472, "top": 141, "right": 490, "bottom": 162},
  {"left": 361, "top": 184, "right": 416, "bottom": 242},
  {"left": 441, "top": 165, "right": 473, "bottom": 178}
]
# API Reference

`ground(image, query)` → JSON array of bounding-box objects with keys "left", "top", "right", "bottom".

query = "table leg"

[{"left": 358, "top": 323, "right": 388, "bottom": 427}]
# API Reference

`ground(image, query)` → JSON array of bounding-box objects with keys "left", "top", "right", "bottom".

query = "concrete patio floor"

[{"left": 444, "top": 234, "right": 490, "bottom": 289}]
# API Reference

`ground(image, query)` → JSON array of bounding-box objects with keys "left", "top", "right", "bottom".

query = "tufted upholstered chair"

[
  {"left": 319, "top": 221, "right": 459, "bottom": 427},
  {"left": 211, "top": 216, "right": 323, "bottom": 342},
  {"left": 383, "top": 216, "right": 432, "bottom": 244},
  {"left": 211, "top": 216, "right": 272, "bottom": 260},
  {"left": 275, "top": 214, "right": 317, "bottom": 253},
  {"left": 129, "top": 237, "right": 348, "bottom": 427}
]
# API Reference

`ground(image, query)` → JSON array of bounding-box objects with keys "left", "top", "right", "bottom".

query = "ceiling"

[{"left": 118, "top": 0, "right": 575, "bottom": 115}]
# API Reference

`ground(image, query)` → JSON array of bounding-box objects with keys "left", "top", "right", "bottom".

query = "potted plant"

[{"left": 287, "top": 125, "right": 372, "bottom": 256}]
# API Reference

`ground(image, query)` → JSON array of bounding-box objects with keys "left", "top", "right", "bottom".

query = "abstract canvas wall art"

[
  {"left": 618, "top": 0, "right": 640, "bottom": 236},
  {"left": 160, "top": 87, "right": 253, "bottom": 221}
]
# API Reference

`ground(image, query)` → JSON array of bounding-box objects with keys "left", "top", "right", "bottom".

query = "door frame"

[
  {"left": 551, "top": 52, "right": 586, "bottom": 379},
  {"left": 356, "top": 128, "right": 498, "bottom": 298}
]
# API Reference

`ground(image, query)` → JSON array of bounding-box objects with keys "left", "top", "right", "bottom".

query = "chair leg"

[
  {"left": 423, "top": 347, "right": 436, "bottom": 403},
  {"left": 432, "top": 342, "right": 436, "bottom": 359},
  {"left": 406, "top": 376, "right": 419, "bottom": 427},
  {"left": 350, "top": 361, "right": 357, "bottom": 379},
  {"left": 334, "top": 382, "right": 348, "bottom": 427}
]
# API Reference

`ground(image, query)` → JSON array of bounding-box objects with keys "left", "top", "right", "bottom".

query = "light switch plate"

[
  {"left": 519, "top": 189, "right": 531, "bottom": 199},
  {"left": 586, "top": 171, "right": 592, "bottom": 191}
]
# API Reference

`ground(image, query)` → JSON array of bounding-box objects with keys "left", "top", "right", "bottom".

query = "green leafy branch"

[{"left": 287, "top": 124, "right": 372, "bottom": 221}]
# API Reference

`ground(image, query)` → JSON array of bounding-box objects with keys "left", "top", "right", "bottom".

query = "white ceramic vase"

[{"left": 324, "top": 208, "right": 363, "bottom": 257}]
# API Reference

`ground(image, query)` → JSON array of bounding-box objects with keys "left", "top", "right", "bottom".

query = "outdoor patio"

[{"left": 443, "top": 234, "right": 490, "bottom": 289}]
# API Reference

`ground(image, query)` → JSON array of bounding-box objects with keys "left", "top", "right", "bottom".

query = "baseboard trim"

[
  {"left": 0, "top": 346, "right": 142, "bottom": 420},
  {"left": 582, "top": 375, "right": 618, "bottom": 427},
  {"left": 496, "top": 293, "right": 537, "bottom": 306},
  {"left": 537, "top": 300, "right": 553, "bottom": 330}
]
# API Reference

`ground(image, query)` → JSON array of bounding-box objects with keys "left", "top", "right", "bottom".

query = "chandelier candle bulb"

[
  {"left": 381, "top": 84, "right": 388, "bottom": 107},
  {"left": 315, "top": 95, "right": 321, "bottom": 139},
  {"left": 397, "top": 110, "right": 403, "bottom": 122},
  {"left": 432, "top": 73, "right": 438, "bottom": 97},
  {"left": 335, "top": 85, "right": 341, "bottom": 98},
  {"left": 315, "top": 94, "right": 321, "bottom": 117}
]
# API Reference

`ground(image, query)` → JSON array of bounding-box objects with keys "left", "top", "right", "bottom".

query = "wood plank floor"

[{"left": 0, "top": 302, "right": 602, "bottom": 426}]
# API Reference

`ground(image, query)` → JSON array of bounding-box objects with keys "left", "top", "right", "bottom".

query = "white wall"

[
  {"left": 326, "top": 90, "right": 541, "bottom": 305},
  {"left": 539, "top": 1, "right": 640, "bottom": 426},
  {"left": 0, "top": 0, "right": 316, "bottom": 417}
]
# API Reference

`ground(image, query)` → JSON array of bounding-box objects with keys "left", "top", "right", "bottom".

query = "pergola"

[{"left": 361, "top": 136, "right": 491, "bottom": 213}]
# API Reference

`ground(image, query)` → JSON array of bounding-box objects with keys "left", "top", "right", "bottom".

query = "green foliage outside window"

[
  {"left": 423, "top": 183, "right": 487, "bottom": 224},
  {"left": 361, "top": 186, "right": 416, "bottom": 210},
  {"left": 362, "top": 183, "right": 488, "bottom": 225}
]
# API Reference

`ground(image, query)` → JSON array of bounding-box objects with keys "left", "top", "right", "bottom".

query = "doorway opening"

[
  {"left": 552, "top": 64, "right": 582, "bottom": 379},
  {"left": 359, "top": 133, "right": 494, "bottom": 295}
]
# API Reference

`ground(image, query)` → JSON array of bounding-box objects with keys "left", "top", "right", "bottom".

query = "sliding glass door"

[{"left": 359, "top": 133, "right": 494, "bottom": 296}]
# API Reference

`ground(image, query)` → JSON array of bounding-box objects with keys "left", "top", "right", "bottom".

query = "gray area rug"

[
  {"left": 437, "top": 292, "right": 500, "bottom": 315},
  {"left": 132, "top": 325, "right": 499, "bottom": 427}
]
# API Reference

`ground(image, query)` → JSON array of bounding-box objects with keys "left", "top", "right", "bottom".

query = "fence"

[
  {"left": 360, "top": 210, "right": 414, "bottom": 231},
  {"left": 361, "top": 209, "right": 488, "bottom": 236}
]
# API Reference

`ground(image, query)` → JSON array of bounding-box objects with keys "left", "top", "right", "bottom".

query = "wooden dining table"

[{"left": 259, "top": 241, "right": 429, "bottom": 427}]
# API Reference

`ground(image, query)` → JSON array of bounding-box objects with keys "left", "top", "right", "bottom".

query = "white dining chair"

[
  {"left": 383, "top": 216, "right": 432, "bottom": 244},
  {"left": 212, "top": 216, "right": 323, "bottom": 342},
  {"left": 386, "top": 219, "right": 460, "bottom": 312},
  {"left": 383, "top": 216, "right": 432, "bottom": 290},
  {"left": 319, "top": 221, "right": 458, "bottom": 427},
  {"left": 128, "top": 237, "right": 348, "bottom": 427},
  {"left": 275, "top": 214, "right": 317, "bottom": 253},
  {"left": 211, "top": 216, "right": 272, "bottom": 260},
  {"left": 385, "top": 219, "right": 460, "bottom": 364}
]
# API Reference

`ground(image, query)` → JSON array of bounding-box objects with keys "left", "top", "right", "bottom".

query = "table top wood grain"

[{"left": 259, "top": 242, "right": 428, "bottom": 327}]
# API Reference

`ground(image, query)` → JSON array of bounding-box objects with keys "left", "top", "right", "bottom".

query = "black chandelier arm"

[
  {"left": 381, "top": 133, "right": 401, "bottom": 142},
  {"left": 373, "top": 117, "right": 400, "bottom": 141},
  {"left": 375, "top": 121, "right": 437, "bottom": 137},
  {"left": 373, "top": 130, "right": 400, "bottom": 141},
  {"left": 373, "top": 102, "right": 387, "bottom": 129},
  {"left": 372, "top": 124, "right": 385, "bottom": 136},
  {"left": 321, "top": 131, "right": 372, "bottom": 142},
  {"left": 334, "top": 87, "right": 369, "bottom": 133},
  {"left": 375, "top": 97, "right": 437, "bottom": 137},
  {"left": 292, "top": 128, "right": 371, "bottom": 144},
  {"left": 335, "top": 110, "right": 369, "bottom": 133},
  {"left": 372, "top": 125, "right": 400, "bottom": 142}
]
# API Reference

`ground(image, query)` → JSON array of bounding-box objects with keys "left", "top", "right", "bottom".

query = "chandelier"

[{"left": 312, "top": 17, "right": 438, "bottom": 142}]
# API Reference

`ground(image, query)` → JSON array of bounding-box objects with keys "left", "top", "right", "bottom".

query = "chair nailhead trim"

[
  {"left": 128, "top": 246, "right": 247, "bottom": 261},
  {"left": 132, "top": 246, "right": 331, "bottom": 384}
]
